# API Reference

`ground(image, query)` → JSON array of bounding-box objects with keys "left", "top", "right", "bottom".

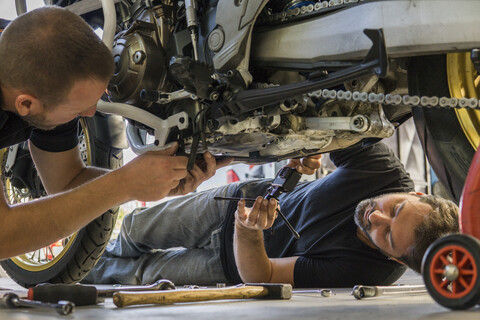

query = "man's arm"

[
  {"left": 29, "top": 143, "right": 232, "bottom": 195},
  {"left": 286, "top": 154, "right": 322, "bottom": 175},
  {"left": 0, "top": 143, "right": 194, "bottom": 260},
  {"left": 232, "top": 154, "right": 321, "bottom": 284},
  {"left": 29, "top": 142, "right": 108, "bottom": 193},
  {"left": 234, "top": 198, "right": 298, "bottom": 285}
]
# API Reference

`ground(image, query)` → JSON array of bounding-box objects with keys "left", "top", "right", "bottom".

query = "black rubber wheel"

[
  {"left": 409, "top": 54, "right": 477, "bottom": 202},
  {"left": 422, "top": 234, "right": 480, "bottom": 310},
  {"left": 0, "top": 116, "right": 123, "bottom": 287}
]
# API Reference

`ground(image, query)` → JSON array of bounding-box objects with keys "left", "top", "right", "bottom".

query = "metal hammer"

[{"left": 113, "top": 283, "right": 292, "bottom": 307}]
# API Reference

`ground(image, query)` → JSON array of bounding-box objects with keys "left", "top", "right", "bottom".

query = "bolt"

[
  {"left": 444, "top": 264, "right": 460, "bottom": 281},
  {"left": 133, "top": 51, "right": 146, "bottom": 64},
  {"left": 209, "top": 92, "right": 220, "bottom": 101},
  {"left": 353, "top": 118, "right": 363, "bottom": 128}
]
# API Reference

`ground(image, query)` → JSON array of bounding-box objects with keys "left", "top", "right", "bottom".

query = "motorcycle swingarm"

[{"left": 224, "top": 29, "right": 387, "bottom": 116}]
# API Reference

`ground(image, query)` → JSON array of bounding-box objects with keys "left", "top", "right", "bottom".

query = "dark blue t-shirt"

[
  {"left": 221, "top": 142, "right": 413, "bottom": 287},
  {"left": 0, "top": 109, "right": 79, "bottom": 152}
]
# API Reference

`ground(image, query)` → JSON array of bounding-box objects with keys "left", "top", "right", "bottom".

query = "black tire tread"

[
  {"left": 0, "top": 117, "right": 123, "bottom": 287},
  {"left": 409, "top": 54, "right": 475, "bottom": 202}
]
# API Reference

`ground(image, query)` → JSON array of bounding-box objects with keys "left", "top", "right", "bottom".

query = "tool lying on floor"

[
  {"left": 28, "top": 279, "right": 175, "bottom": 306},
  {"left": 293, "top": 289, "right": 333, "bottom": 297},
  {"left": 113, "top": 283, "right": 292, "bottom": 307},
  {"left": 0, "top": 292, "right": 74, "bottom": 316},
  {"left": 352, "top": 284, "right": 427, "bottom": 300}
]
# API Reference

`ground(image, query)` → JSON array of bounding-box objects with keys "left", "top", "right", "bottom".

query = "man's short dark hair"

[
  {"left": 400, "top": 194, "right": 459, "bottom": 273},
  {"left": 0, "top": 6, "right": 114, "bottom": 107}
]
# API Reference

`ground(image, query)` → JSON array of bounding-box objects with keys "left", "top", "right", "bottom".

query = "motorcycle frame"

[
  {"left": 253, "top": 0, "right": 480, "bottom": 68},
  {"left": 16, "top": 0, "right": 480, "bottom": 154}
]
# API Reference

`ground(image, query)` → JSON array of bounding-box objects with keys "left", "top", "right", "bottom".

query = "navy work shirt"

[{"left": 221, "top": 142, "right": 413, "bottom": 287}]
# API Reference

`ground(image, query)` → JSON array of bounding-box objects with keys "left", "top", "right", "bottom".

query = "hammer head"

[{"left": 244, "top": 283, "right": 292, "bottom": 299}]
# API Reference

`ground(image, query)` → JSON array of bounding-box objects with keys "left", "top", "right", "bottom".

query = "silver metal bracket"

[{"left": 97, "top": 100, "right": 189, "bottom": 154}]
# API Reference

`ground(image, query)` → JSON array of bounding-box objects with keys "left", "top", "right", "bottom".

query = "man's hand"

[
  {"left": 287, "top": 154, "right": 322, "bottom": 175},
  {"left": 168, "top": 152, "right": 233, "bottom": 196},
  {"left": 235, "top": 197, "right": 278, "bottom": 231},
  {"left": 119, "top": 142, "right": 189, "bottom": 201}
]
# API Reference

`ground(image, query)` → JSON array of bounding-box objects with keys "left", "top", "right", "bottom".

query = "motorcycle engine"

[{"left": 108, "top": 4, "right": 174, "bottom": 110}]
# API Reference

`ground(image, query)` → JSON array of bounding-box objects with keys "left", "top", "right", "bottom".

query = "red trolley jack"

[{"left": 422, "top": 147, "right": 480, "bottom": 310}]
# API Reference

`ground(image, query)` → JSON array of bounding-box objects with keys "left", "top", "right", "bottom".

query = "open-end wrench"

[
  {"left": 0, "top": 292, "right": 74, "bottom": 316},
  {"left": 352, "top": 284, "right": 427, "bottom": 300},
  {"left": 293, "top": 289, "right": 333, "bottom": 297}
]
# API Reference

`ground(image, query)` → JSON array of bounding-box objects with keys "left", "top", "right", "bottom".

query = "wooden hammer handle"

[{"left": 113, "top": 286, "right": 269, "bottom": 307}]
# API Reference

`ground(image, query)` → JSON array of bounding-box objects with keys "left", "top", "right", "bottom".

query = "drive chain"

[
  {"left": 308, "top": 88, "right": 480, "bottom": 110},
  {"left": 259, "top": 0, "right": 366, "bottom": 26},
  {"left": 257, "top": 0, "right": 479, "bottom": 111}
]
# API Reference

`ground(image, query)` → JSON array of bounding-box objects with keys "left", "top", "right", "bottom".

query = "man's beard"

[
  {"left": 354, "top": 197, "right": 382, "bottom": 252},
  {"left": 22, "top": 113, "right": 57, "bottom": 131}
]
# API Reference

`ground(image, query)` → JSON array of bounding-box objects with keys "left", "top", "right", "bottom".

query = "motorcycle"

[{"left": 1, "top": 0, "right": 480, "bottom": 288}]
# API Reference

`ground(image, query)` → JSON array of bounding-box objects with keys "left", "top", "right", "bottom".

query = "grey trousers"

[{"left": 83, "top": 183, "right": 241, "bottom": 285}]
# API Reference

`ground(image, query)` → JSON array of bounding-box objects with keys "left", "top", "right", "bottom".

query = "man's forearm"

[
  {"left": 233, "top": 221, "right": 273, "bottom": 283},
  {"left": 0, "top": 169, "right": 127, "bottom": 260},
  {"left": 64, "top": 166, "right": 110, "bottom": 190}
]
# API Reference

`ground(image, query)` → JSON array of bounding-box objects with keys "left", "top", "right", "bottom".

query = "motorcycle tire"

[
  {"left": 0, "top": 116, "right": 123, "bottom": 288},
  {"left": 409, "top": 54, "right": 477, "bottom": 202}
]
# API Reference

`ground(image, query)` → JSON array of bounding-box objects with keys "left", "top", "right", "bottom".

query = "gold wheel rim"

[
  {"left": 448, "top": 52, "right": 480, "bottom": 150},
  {"left": 4, "top": 118, "right": 91, "bottom": 271}
]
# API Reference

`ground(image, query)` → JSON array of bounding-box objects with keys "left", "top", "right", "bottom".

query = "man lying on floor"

[{"left": 84, "top": 142, "right": 459, "bottom": 287}]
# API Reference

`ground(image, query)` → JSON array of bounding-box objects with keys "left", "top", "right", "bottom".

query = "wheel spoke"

[
  {"left": 440, "top": 279, "right": 450, "bottom": 289},
  {"left": 439, "top": 254, "right": 450, "bottom": 266},
  {"left": 452, "top": 249, "right": 459, "bottom": 265},
  {"left": 457, "top": 254, "right": 469, "bottom": 268},
  {"left": 451, "top": 280, "right": 458, "bottom": 294},
  {"left": 433, "top": 268, "right": 446, "bottom": 275},
  {"left": 460, "top": 269, "right": 475, "bottom": 276},
  {"left": 458, "top": 276, "right": 470, "bottom": 291},
  {"left": 47, "top": 246, "right": 55, "bottom": 261}
]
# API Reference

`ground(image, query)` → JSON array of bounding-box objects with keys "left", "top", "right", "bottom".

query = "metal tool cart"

[{"left": 422, "top": 147, "right": 480, "bottom": 310}]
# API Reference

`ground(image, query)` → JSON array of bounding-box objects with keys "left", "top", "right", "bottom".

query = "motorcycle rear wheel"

[
  {"left": 409, "top": 54, "right": 478, "bottom": 202},
  {"left": 0, "top": 117, "right": 123, "bottom": 287}
]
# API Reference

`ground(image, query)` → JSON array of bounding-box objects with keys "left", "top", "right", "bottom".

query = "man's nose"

[{"left": 368, "top": 210, "right": 391, "bottom": 226}]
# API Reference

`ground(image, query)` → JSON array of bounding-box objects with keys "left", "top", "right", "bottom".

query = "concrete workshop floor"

[{"left": 0, "top": 270, "right": 479, "bottom": 319}]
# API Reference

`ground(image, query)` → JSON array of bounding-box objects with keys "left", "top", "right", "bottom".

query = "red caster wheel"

[{"left": 422, "top": 234, "right": 480, "bottom": 310}]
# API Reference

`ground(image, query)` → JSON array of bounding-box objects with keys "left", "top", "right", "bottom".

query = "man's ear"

[
  {"left": 14, "top": 94, "right": 44, "bottom": 117},
  {"left": 409, "top": 191, "right": 425, "bottom": 196}
]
